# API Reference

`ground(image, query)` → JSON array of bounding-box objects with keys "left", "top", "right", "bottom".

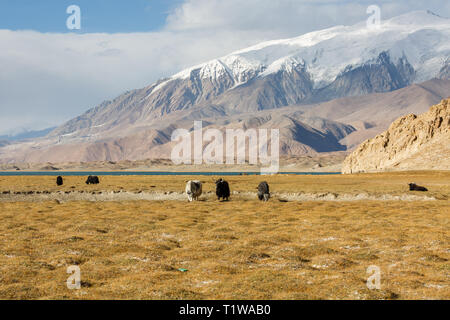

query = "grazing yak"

[
  {"left": 186, "top": 180, "right": 202, "bottom": 202},
  {"left": 86, "top": 176, "right": 100, "bottom": 185},
  {"left": 257, "top": 181, "right": 270, "bottom": 201},
  {"left": 56, "top": 176, "right": 63, "bottom": 186},
  {"left": 408, "top": 183, "right": 428, "bottom": 192},
  {"left": 215, "top": 178, "right": 230, "bottom": 201}
]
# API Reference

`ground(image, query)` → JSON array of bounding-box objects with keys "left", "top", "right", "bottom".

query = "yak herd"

[
  {"left": 185, "top": 179, "right": 269, "bottom": 202},
  {"left": 56, "top": 175, "right": 100, "bottom": 186},
  {"left": 54, "top": 175, "right": 428, "bottom": 202},
  {"left": 55, "top": 175, "right": 270, "bottom": 202}
]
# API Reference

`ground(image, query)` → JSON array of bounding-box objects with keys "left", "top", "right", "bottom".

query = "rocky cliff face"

[{"left": 342, "top": 99, "right": 450, "bottom": 173}]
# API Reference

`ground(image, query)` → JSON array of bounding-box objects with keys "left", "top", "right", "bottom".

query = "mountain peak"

[
  {"left": 161, "top": 10, "right": 449, "bottom": 92},
  {"left": 426, "top": 10, "right": 448, "bottom": 19},
  {"left": 387, "top": 10, "right": 449, "bottom": 26}
]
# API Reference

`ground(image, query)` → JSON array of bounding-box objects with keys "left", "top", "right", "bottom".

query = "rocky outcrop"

[{"left": 342, "top": 99, "right": 450, "bottom": 173}]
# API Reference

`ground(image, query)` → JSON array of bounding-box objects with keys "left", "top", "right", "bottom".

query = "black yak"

[
  {"left": 257, "top": 181, "right": 270, "bottom": 201},
  {"left": 408, "top": 183, "right": 428, "bottom": 192},
  {"left": 86, "top": 176, "right": 100, "bottom": 185},
  {"left": 215, "top": 178, "right": 230, "bottom": 201},
  {"left": 56, "top": 176, "right": 63, "bottom": 186}
]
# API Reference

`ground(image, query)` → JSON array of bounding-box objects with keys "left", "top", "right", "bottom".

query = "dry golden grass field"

[{"left": 0, "top": 171, "right": 448, "bottom": 300}]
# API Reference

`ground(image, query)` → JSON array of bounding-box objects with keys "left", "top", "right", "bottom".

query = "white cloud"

[
  {"left": 166, "top": 0, "right": 450, "bottom": 36},
  {"left": 1, "top": 0, "right": 449, "bottom": 134},
  {"left": 0, "top": 29, "right": 270, "bottom": 134}
]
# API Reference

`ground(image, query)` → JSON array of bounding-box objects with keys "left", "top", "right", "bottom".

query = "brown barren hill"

[{"left": 342, "top": 99, "right": 450, "bottom": 173}]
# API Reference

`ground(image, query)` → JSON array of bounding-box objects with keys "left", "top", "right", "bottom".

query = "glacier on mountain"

[{"left": 151, "top": 10, "right": 449, "bottom": 94}]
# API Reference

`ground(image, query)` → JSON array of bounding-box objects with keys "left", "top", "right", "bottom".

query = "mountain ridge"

[
  {"left": 0, "top": 11, "right": 449, "bottom": 164},
  {"left": 1, "top": 79, "right": 448, "bottom": 164},
  {"left": 48, "top": 10, "right": 449, "bottom": 140}
]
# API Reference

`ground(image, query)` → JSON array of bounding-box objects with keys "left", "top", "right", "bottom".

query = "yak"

[
  {"left": 215, "top": 178, "right": 230, "bottom": 201},
  {"left": 257, "top": 181, "right": 270, "bottom": 201},
  {"left": 86, "top": 176, "right": 100, "bottom": 185},
  {"left": 56, "top": 176, "right": 63, "bottom": 186},
  {"left": 186, "top": 180, "right": 202, "bottom": 202},
  {"left": 408, "top": 183, "right": 428, "bottom": 192}
]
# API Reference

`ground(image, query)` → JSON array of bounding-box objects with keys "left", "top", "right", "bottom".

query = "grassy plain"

[{"left": 0, "top": 172, "right": 448, "bottom": 299}]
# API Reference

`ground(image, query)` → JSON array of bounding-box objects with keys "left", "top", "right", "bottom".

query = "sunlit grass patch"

[{"left": 0, "top": 172, "right": 448, "bottom": 299}]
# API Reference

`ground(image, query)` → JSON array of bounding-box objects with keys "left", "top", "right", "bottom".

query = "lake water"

[{"left": 0, "top": 171, "right": 340, "bottom": 176}]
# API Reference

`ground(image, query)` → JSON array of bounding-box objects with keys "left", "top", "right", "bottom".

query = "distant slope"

[
  {"left": 0, "top": 79, "right": 448, "bottom": 164},
  {"left": 342, "top": 99, "right": 450, "bottom": 173},
  {"left": 0, "top": 127, "right": 56, "bottom": 142},
  {"left": 438, "top": 59, "right": 450, "bottom": 80}
]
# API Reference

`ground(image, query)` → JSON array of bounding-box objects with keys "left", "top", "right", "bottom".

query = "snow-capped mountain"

[
  {"left": 1, "top": 11, "right": 449, "bottom": 164},
  {"left": 165, "top": 10, "right": 448, "bottom": 89},
  {"left": 49, "top": 10, "right": 449, "bottom": 139}
]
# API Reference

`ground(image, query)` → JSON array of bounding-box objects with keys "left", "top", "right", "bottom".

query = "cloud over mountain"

[
  {"left": 1, "top": 1, "right": 449, "bottom": 134},
  {"left": 0, "top": 11, "right": 449, "bottom": 164}
]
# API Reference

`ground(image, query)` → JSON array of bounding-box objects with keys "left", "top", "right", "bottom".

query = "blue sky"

[
  {"left": 0, "top": 0, "right": 449, "bottom": 134},
  {"left": 0, "top": 0, "right": 183, "bottom": 33}
]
